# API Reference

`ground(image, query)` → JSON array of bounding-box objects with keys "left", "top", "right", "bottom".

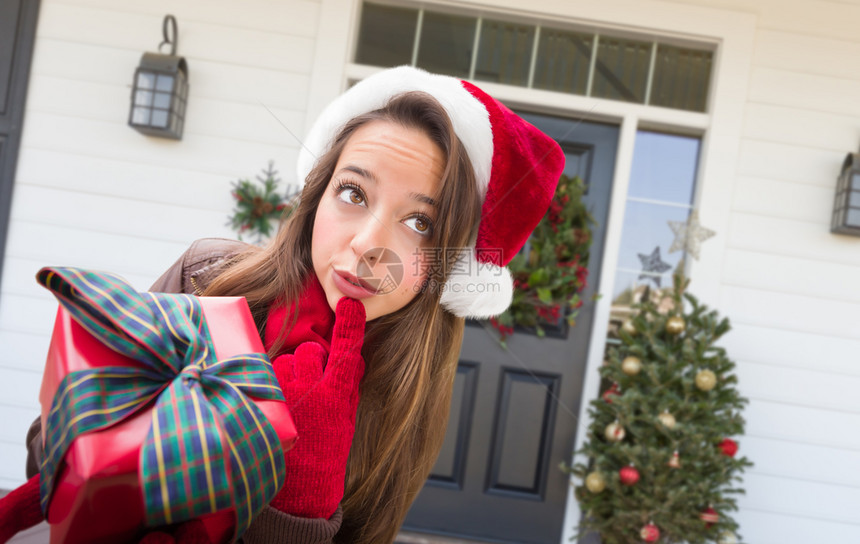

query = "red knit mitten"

[
  {"left": 269, "top": 297, "right": 366, "bottom": 519},
  {"left": 0, "top": 475, "right": 44, "bottom": 543}
]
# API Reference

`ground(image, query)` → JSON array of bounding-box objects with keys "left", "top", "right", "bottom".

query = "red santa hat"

[{"left": 297, "top": 66, "right": 564, "bottom": 318}]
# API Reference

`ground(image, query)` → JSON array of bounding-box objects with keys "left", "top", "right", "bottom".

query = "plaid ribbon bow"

[{"left": 36, "top": 267, "right": 286, "bottom": 541}]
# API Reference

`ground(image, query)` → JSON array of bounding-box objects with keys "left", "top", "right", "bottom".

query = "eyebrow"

[{"left": 338, "top": 165, "right": 438, "bottom": 208}]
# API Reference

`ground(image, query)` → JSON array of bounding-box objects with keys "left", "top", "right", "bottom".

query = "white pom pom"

[{"left": 439, "top": 249, "right": 513, "bottom": 319}]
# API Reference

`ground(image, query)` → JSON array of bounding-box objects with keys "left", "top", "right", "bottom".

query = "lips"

[{"left": 332, "top": 268, "right": 378, "bottom": 299}]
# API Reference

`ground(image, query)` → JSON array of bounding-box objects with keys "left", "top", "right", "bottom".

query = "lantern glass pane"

[
  {"left": 156, "top": 74, "right": 174, "bottom": 92},
  {"left": 132, "top": 107, "right": 151, "bottom": 125},
  {"left": 180, "top": 82, "right": 188, "bottom": 99},
  {"left": 137, "top": 71, "right": 155, "bottom": 90},
  {"left": 416, "top": 11, "right": 476, "bottom": 79},
  {"left": 135, "top": 90, "right": 153, "bottom": 107},
  {"left": 533, "top": 28, "right": 592, "bottom": 95},
  {"left": 851, "top": 172, "right": 860, "bottom": 191},
  {"left": 151, "top": 109, "right": 169, "bottom": 128},
  {"left": 592, "top": 36, "right": 651, "bottom": 103},
  {"left": 474, "top": 19, "right": 535, "bottom": 86},
  {"left": 849, "top": 191, "right": 860, "bottom": 208},
  {"left": 847, "top": 208, "right": 860, "bottom": 228},
  {"left": 153, "top": 92, "right": 171, "bottom": 109}
]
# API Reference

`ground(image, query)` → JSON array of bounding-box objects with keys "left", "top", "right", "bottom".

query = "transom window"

[{"left": 355, "top": 2, "right": 714, "bottom": 112}]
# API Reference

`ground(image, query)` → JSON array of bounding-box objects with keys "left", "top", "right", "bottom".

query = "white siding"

[
  {"left": 666, "top": 0, "right": 860, "bottom": 540},
  {"left": 0, "top": 0, "right": 321, "bottom": 489}
]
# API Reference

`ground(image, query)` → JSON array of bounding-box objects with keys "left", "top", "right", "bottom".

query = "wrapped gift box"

[{"left": 38, "top": 285, "right": 296, "bottom": 544}]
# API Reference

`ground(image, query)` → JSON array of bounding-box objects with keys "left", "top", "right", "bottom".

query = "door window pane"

[
  {"left": 355, "top": 3, "right": 418, "bottom": 67},
  {"left": 650, "top": 44, "right": 712, "bottom": 112},
  {"left": 626, "top": 131, "right": 700, "bottom": 204},
  {"left": 474, "top": 19, "right": 534, "bottom": 86},
  {"left": 532, "top": 28, "right": 592, "bottom": 95},
  {"left": 592, "top": 37, "right": 651, "bottom": 103},
  {"left": 615, "top": 200, "right": 690, "bottom": 288},
  {"left": 416, "top": 12, "right": 476, "bottom": 78},
  {"left": 609, "top": 131, "right": 702, "bottom": 335}
]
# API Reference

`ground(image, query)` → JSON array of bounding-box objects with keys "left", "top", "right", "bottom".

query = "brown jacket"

[{"left": 27, "top": 238, "right": 342, "bottom": 544}]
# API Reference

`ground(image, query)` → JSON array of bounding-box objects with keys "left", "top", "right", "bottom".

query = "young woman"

[{"left": 1, "top": 66, "right": 565, "bottom": 544}]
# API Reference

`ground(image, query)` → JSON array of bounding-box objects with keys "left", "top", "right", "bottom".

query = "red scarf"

[{"left": 263, "top": 274, "right": 335, "bottom": 356}]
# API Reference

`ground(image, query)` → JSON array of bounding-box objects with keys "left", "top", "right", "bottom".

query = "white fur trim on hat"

[
  {"left": 297, "top": 66, "right": 493, "bottom": 199},
  {"left": 439, "top": 249, "right": 513, "bottom": 319}
]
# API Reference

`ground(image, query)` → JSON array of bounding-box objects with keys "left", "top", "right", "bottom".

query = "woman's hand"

[{"left": 269, "top": 297, "right": 366, "bottom": 519}]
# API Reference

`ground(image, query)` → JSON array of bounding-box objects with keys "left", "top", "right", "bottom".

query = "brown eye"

[
  {"left": 405, "top": 215, "right": 433, "bottom": 236},
  {"left": 336, "top": 183, "right": 366, "bottom": 206}
]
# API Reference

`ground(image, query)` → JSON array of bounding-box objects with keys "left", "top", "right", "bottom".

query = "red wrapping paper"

[{"left": 38, "top": 296, "right": 297, "bottom": 544}]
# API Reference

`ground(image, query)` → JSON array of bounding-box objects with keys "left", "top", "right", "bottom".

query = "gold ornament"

[
  {"left": 621, "top": 319, "right": 637, "bottom": 335},
  {"left": 695, "top": 369, "right": 717, "bottom": 391},
  {"left": 666, "top": 315, "right": 686, "bottom": 335},
  {"left": 658, "top": 410, "right": 676, "bottom": 429},
  {"left": 667, "top": 450, "right": 680, "bottom": 468},
  {"left": 604, "top": 421, "right": 625, "bottom": 442},
  {"left": 585, "top": 472, "right": 606, "bottom": 493},
  {"left": 717, "top": 532, "right": 738, "bottom": 544},
  {"left": 621, "top": 356, "right": 642, "bottom": 376}
]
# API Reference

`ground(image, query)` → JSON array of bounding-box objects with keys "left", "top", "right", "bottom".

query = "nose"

[{"left": 349, "top": 214, "right": 389, "bottom": 264}]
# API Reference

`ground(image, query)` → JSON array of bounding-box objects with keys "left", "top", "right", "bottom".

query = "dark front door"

[
  {"left": 404, "top": 115, "right": 618, "bottom": 543},
  {"left": 0, "top": 0, "right": 41, "bottom": 290}
]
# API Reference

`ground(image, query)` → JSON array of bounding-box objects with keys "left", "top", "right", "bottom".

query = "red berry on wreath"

[
  {"left": 640, "top": 523, "right": 660, "bottom": 542},
  {"left": 719, "top": 438, "right": 738, "bottom": 457},
  {"left": 700, "top": 506, "right": 718, "bottom": 528},
  {"left": 619, "top": 465, "right": 640, "bottom": 486}
]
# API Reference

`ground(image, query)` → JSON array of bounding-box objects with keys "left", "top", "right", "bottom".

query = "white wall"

[
  {"left": 0, "top": 0, "right": 325, "bottom": 490},
  {"left": 684, "top": 1, "right": 860, "bottom": 541}
]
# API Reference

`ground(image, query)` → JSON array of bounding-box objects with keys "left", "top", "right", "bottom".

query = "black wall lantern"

[
  {"left": 129, "top": 15, "right": 188, "bottom": 140},
  {"left": 831, "top": 149, "right": 860, "bottom": 236}
]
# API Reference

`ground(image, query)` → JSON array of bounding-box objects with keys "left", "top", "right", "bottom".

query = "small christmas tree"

[{"left": 567, "top": 274, "right": 752, "bottom": 544}]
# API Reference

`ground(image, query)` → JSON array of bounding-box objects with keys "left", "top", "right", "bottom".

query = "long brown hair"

[{"left": 204, "top": 91, "right": 482, "bottom": 543}]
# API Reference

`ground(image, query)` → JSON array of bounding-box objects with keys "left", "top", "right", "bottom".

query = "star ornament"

[
  {"left": 668, "top": 210, "right": 716, "bottom": 260},
  {"left": 637, "top": 246, "right": 671, "bottom": 287}
]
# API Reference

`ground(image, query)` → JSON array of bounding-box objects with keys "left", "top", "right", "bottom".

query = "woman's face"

[{"left": 311, "top": 119, "right": 445, "bottom": 321}]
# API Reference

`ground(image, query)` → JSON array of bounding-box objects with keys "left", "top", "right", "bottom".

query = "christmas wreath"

[
  {"left": 489, "top": 174, "right": 594, "bottom": 342},
  {"left": 228, "top": 162, "right": 298, "bottom": 243}
]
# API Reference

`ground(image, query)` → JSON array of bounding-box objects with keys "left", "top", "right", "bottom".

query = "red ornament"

[
  {"left": 719, "top": 438, "right": 738, "bottom": 457},
  {"left": 640, "top": 523, "right": 660, "bottom": 542},
  {"left": 619, "top": 465, "right": 640, "bottom": 486},
  {"left": 602, "top": 382, "right": 620, "bottom": 403},
  {"left": 700, "top": 506, "right": 719, "bottom": 528}
]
